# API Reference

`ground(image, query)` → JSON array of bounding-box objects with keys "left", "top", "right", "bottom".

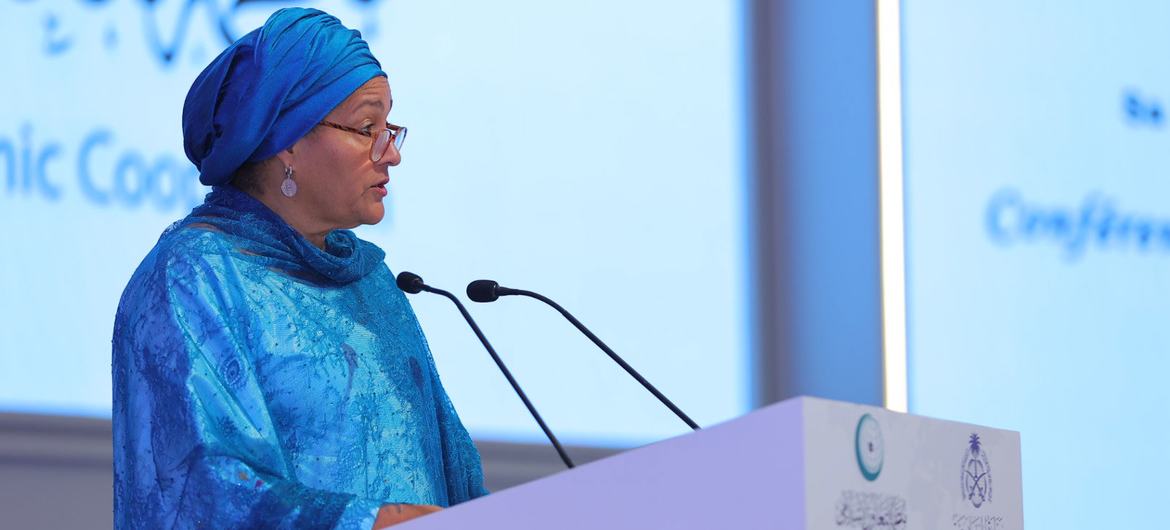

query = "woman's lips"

[{"left": 371, "top": 178, "right": 389, "bottom": 197}]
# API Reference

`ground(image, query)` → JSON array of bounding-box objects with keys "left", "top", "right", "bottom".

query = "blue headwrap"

[{"left": 182, "top": 8, "right": 387, "bottom": 186}]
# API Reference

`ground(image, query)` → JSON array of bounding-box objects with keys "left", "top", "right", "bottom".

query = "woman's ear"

[{"left": 273, "top": 146, "right": 296, "bottom": 169}]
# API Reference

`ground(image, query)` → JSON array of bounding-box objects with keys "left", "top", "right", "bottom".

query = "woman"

[{"left": 112, "top": 8, "right": 487, "bottom": 529}]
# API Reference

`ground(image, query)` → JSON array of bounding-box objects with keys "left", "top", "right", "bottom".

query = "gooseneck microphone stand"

[
  {"left": 467, "top": 280, "right": 701, "bottom": 431},
  {"left": 397, "top": 272, "right": 575, "bottom": 468}
]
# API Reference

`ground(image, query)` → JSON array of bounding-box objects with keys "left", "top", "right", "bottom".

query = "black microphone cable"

[
  {"left": 467, "top": 279, "right": 700, "bottom": 431},
  {"left": 396, "top": 271, "right": 575, "bottom": 468}
]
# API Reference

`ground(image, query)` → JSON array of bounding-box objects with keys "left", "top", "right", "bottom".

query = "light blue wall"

[{"left": 750, "top": 1, "right": 884, "bottom": 407}]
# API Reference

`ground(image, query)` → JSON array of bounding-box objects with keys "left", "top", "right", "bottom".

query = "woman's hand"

[{"left": 372, "top": 503, "right": 443, "bottom": 529}]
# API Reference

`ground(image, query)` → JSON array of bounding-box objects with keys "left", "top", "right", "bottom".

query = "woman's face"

[{"left": 286, "top": 76, "right": 400, "bottom": 230}]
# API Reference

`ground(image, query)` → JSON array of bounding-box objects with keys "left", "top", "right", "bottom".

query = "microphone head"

[
  {"left": 467, "top": 279, "right": 501, "bottom": 302},
  {"left": 396, "top": 271, "right": 426, "bottom": 294}
]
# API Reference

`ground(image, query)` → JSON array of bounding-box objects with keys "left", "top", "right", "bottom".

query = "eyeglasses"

[{"left": 318, "top": 121, "right": 408, "bottom": 163}]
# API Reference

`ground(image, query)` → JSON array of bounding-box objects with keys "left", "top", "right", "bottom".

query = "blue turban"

[{"left": 182, "top": 8, "right": 386, "bottom": 186}]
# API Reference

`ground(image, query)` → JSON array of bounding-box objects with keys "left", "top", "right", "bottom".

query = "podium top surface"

[{"left": 402, "top": 396, "right": 1023, "bottom": 529}]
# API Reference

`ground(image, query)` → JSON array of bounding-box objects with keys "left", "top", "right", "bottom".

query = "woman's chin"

[{"left": 359, "top": 203, "right": 386, "bottom": 226}]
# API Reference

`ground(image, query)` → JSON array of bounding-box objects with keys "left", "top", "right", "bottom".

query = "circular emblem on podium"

[{"left": 854, "top": 413, "right": 884, "bottom": 481}]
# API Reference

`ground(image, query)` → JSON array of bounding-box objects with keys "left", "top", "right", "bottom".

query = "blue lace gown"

[{"left": 112, "top": 186, "right": 487, "bottom": 529}]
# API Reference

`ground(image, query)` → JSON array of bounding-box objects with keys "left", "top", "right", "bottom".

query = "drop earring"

[{"left": 280, "top": 165, "right": 297, "bottom": 198}]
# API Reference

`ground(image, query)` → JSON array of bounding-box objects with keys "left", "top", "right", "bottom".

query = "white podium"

[{"left": 405, "top": 397, "right": 1023, "bottom": 529}]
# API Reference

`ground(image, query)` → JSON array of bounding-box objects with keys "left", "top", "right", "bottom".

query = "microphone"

[
  {"left": 396, "top": 272, "right": 575, "bottom": 468},
  {"left": 467, "top": 279, "right": 701, "bottom": 431}
]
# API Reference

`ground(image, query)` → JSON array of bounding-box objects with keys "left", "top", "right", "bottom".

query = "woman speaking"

[{"left": 112, "top": 8, "right": 487, "bottom": 529}]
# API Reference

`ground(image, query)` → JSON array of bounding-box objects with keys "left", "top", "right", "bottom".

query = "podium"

[{"left": 405, "top": 397, "right": 1023, "bottom": 529}]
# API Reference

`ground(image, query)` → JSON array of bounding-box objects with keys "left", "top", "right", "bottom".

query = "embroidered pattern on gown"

[{"left": 112, "top": 186, "right": 487, "bottom": 529}]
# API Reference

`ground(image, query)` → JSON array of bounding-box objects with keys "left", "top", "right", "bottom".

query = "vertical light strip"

[{"left": 877, "top": 0, "right": 908, "bottom": 412}]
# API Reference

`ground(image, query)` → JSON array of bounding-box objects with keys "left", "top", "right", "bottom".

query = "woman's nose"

[{"left": 378, "top": 145, "right": 402, "bottom": 167}]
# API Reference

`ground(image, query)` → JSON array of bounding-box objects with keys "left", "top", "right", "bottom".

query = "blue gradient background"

[
  {"left": 0, "top": 1, "right": 748, "bottom": 447},
  {"left": 903, "top": 1, "right": 1170, "bottom": 527}
]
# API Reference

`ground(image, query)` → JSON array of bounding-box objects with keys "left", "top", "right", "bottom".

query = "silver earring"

[{"left": 280, "top": 166, "right": 297, "bottom": 198}]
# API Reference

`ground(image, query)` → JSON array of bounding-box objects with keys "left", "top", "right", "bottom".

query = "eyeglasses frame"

[{"left": 318, "top": 120, "right": 407, "bottom": 162}]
